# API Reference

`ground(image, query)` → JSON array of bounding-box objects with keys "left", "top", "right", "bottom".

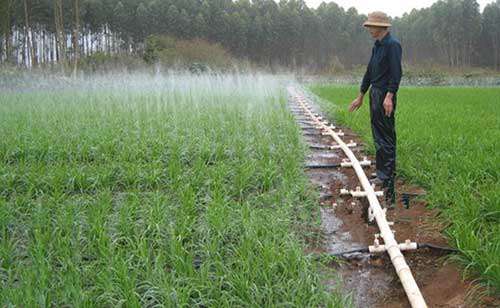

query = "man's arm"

[
  {"left": 350, "top": 48, "right": 373, "bottom": 112},
  {"left": 383, "top": 42, "right": 402, "bottom": 116},
  {"left": 387, "top": 42, "right": 402, "bottom": 94},
  {"left": 360, "top": 66, "right": 371, "bottom": 95},
  {"left": 360, "top": 47, "right": 374, "bottom": 95}
]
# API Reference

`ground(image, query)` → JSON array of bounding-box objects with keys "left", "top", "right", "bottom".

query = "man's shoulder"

[
  {"left": 385, "top": 36, "right": 402, "bottom": 52},
  {"left": 388, "top": 35, "right": 401, "bottom": 47}
]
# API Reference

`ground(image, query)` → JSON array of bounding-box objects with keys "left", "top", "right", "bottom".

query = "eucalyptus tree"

[
  {"left": 482, "top": 0, "right": 500, "bottom": 69},
  {"left": 0, "top": 0, "right": 13, "bottom": 62},
  {"left": 0, "top": 0, "right": 498, "bottom": 71}
]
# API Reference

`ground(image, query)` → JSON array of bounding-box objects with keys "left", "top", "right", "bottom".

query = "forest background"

[{"left": 1, "top": 0, "right": 500, "bottom": 74}]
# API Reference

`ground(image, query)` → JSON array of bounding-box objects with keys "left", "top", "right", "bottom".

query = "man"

[{"left": 349, "top": 11, "right": 402, "bottom": 208}]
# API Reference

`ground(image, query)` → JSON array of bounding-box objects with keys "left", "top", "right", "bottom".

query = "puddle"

[
  {"left": 308, "top": 150, "right": 340, "bottom": 160},
  {"left": 306, "top": 169, "right": 345, "bottom": 188},
  {"left": 320, "top": 206, "right": 361, "bottom": 253}
]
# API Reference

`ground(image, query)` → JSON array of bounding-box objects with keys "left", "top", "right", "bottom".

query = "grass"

[
  {"left": 310, "top": 85, "right": 500, "bottom": 293},
  {"left": 0, "top": 74, "right": 347, "bottom": 306}
]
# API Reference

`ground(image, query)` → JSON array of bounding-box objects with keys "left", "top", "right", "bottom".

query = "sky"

[{"left": 304, "top": 0, "right": 496, "bottom": 17}]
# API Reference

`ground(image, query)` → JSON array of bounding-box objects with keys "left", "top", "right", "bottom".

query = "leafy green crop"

[
  {"left": 311, "top": 85, "right": 500, "bottom": 292},
  {"left": 0, "top": 75, "right": 346, "bottom": 306}
]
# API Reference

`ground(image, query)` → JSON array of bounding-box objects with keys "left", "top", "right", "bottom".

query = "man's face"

[{"left": 366, "top": 26, "right": 387, "bottom": 40}]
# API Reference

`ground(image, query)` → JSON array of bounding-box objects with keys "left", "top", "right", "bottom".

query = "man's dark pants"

[{"left": 369, "top": 87, "right": 397, "bottom": 203}]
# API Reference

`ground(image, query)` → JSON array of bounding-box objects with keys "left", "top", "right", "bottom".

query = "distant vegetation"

[{"left": 0, "top": 0, "right": 499, "bottom": 73}]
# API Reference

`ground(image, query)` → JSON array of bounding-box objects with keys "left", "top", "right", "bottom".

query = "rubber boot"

[{"left": 384, "top": 178, "right": 396, "bottom": 209}]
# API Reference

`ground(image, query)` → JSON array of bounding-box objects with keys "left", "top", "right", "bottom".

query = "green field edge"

[{"left": 309, "top": 84, "right": 500, "bottom": 296}]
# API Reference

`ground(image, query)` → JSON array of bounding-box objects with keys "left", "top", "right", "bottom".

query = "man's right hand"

[{"left": 349, "top": 95, "right": 364, "bottom": 112}]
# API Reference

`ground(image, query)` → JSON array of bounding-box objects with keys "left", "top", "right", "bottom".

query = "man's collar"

[{"left": 375, "top": 32, "right": 391, "bottom": 46}]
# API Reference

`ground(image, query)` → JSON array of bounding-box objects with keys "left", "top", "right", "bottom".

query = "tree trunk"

[
  {"left": 86, "top": 28, "right": 90, "bottom": 57},
  {"left": 24, "top": 0, "right": 35, "bottom": 68},
  {"left": 32, "top": 27, "right": 38, "bottom": 66},
  {"left": 3, "top": 0, "right": 12, "bottom": 63},
  {"left": 494, "top": 39, "right": 499, "bottom": 70},
  {"left": 41, "top": 29, "right": 45, "bottom": 64},
  {"left": 54, "top": 0, "right": 65, "bottom": 64},
  {"left": 16, "top": 26, "right": 21, "bottom": 65},
  {"left": 53, "top": 1, "right": 59, "bottom": 61},
  {"left": 72, "top": 0, "right": 80, "bottom": 77}
]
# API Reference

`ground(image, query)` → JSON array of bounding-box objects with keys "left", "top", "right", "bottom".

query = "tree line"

[{"left": 0, "top": 0, "right": 499, "bottom": 71}]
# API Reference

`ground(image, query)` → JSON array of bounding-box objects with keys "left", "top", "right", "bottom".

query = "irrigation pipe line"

[
  {"left": 288, "top": 86, "right": 428, "bottom": 308},
  {"left": 329, "top": 242, "right": 459, "bottom": 258}
]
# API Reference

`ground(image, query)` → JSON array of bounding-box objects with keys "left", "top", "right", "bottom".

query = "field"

[
  {"left": 2, "top": 74, "right": 498, "bottom": 305},
  {"left": 311, "top": 85, "right": 500, "bottom": 292},
  {"left": 0, "top": 75, "right": 346, "bottom": 306}
]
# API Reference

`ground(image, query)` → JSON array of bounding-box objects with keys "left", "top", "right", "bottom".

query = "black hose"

[
  {"left": 309, "top": 145, "right": 330, "bottom": 150},
  {"left": 328, "top": 242, "right": 458, "bottom": 258},
  {"left": 330, "top": 247, "right": 370, "bottom": 257},
  {"left": 305, "top": 163, "right": 341, "bottom": 169},
  {"left": 417, "top": 243, "right": 458, "bottom": 253}
]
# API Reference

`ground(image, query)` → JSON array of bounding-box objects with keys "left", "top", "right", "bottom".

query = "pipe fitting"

[{"left": 369, "top": 241, "right": 418, "bottom": 253}]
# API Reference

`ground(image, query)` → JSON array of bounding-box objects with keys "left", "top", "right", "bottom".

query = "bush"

[{"left": 144, "top": 35, "right": 234, "bottom": 71}]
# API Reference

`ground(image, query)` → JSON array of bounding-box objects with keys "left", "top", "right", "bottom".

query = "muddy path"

[{"left": 288, "top": 88, "right": 497, "bottom": 307}]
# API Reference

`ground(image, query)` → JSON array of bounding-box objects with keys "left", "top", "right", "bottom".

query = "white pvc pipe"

[
  {"left": 289, "top": 87, "right": 428, "bottom": 308},
  {"left": 340, "top": 188, "right": 384, "bottom": 197},
  {"left": 330, "top": 142, "right": 357, "bottom": 149},
  {"left": 340, "top": 159, "right": 371, "bottom": 167},
  {"left": 370, "top": 241, "right": 418, "bottom": 253},
  {"left": 322, "top": 131, "right": 345, "bottom": 137}
]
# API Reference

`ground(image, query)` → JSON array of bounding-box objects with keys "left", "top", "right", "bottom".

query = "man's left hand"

[{"left": 383, "top": 95, "right": 394, "bottom": 116}]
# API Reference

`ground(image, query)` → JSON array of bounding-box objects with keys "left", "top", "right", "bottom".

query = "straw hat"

[{"left": 363, "top": 11, "right": 392, "bottom": 28}]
